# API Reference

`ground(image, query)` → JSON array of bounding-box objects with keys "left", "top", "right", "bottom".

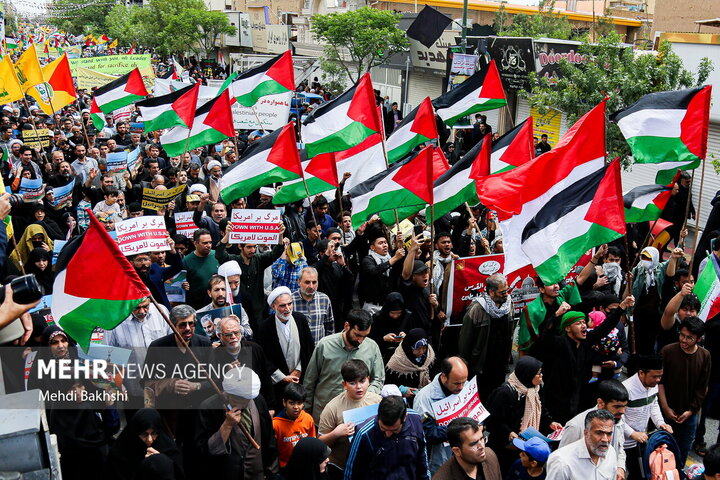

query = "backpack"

[{"left": 649, "top": 443, "right": 680, "bottom": 480}]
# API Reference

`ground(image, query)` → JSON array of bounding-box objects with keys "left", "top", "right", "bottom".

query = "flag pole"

[
  {"left": 147, "top": 294, "right": 260, "bottom": 450},
  {"left": 251, "top": 107, "right": 266, "bottom": 134},
  {"left": 21, "top": 97, "right": 51, "bottom": 167},
  {"left": 679, "top": 169, "right": 696, "bottom": 250},
  {"left": 689, "top": 158, "right": 706, "bottom": 274}
]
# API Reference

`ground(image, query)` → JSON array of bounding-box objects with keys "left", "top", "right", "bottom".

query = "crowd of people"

[{"left": 0, "top": 61, "right": 719, "bottom": 480}]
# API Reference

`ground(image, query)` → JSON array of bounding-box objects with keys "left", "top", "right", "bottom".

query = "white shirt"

[
  {"left": 546, "top": 438, "right": 617, "bottom": 480},
  {"left": 622, "top": 373, "right": 666, "bottom": 448},
  {"left": 559, "top": 406, "right": 626, "bottom": 473}
]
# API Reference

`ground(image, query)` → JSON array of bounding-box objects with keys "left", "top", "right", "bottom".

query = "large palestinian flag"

[
  {"left": 51, "top": 212, "right": 150, "bottom": 351},
  {"left": 432, "top": 60, "right": 506, "bottom": 126},
  {"left": 92, "top": 67, "right": 148, "bottom": 114},
  {"left": 160, "top": 89, "right": 235, "bottom": 157},
  {"left": 478, "top": 100, "right": 608, "bottom": 277},
  {"left": 386, "top": 97, "right": 438, "bottom": 164},
  {"left": 696, "top": 254, "right": 720, "bottom": 321},
  {"left": 610, "top": 86, "right": 711, "bottom": 184},
  {"left": 302, "top": 73, "right": 381, "bottom": 158},
  {"left": 432, "top": 134, "right": 490, "bottom": 219},
  {"left": 219, "top": 122, "right": 302, "bottom": 203},
  {"left": 622, "top": 171, "right": 680, "bottom": 224},
  {"left": 349, "top": 145, "right": 447, "bottom": 229},
  {"left": 229, "top": 50, "right": 295, "bottom": 107},
  {"left": 490, "top": 117, "right": 535, "bottom": 174},
  {"left": 136, "top": 83, "right": 200, "bottom": 132}
]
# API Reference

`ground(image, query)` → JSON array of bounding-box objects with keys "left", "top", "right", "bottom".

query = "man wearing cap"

[
  {"left": 401, "top": 234, "right": 440, "bottom": 344},
  {"left": 257, "top": 187, "right": 275, "bottom": 208},
  {"left": 540, "top": 296, "right": 635, "bottom": 425},
  {"left": 196, "top": 365, "right": 279, "bottom": 479},
  {"left": 506, "top": 437, "right": 551, "bottom": 480},
  {"left": 559, "top": 379, "right": 629, "bottom": 480},
  {"left": 257, "top": 286, "right": 315, "bottom": 408},
  {"left": 432, "top": 417, "right": 500, "bottom": 480}
]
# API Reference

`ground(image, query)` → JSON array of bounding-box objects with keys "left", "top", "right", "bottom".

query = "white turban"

[
  {"left": 381, "top": 384, "right": 402, "bottom": 397},
  {"left": 259, "top": 187, "right": 275, "bottom": 197},
  {"left": 222, "top": 365, "right": 261, "bottom": 400},
  {"left": 218, "top": 260, "right": 242, "bottom": 277},
  {"left": 207, "top": 160, "right": 222, "bottom": 171},
  {"left": 189, "top": 184, "right": 207, "bottom": 194},
  {"left": 267, "top": 286, "right": 291, "bottom": 307}
]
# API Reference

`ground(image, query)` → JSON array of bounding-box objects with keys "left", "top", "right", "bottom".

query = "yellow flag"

[
  {"left": 109, "top": 39, "right": 118, "bottom": 48},
  {"left": 0, "top": 56, "right": 25, "bottom": 104},
  {"left": 13, "top": 47, "right": 44, "bottom": 93},
  {"left": 0, "top": 175, "right": 14, "bottom": 239}
]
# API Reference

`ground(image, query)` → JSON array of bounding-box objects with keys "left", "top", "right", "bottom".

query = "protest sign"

[
  {"left": 141, "top": 184, "right": 186, "bottom": 210},
  {"left": 343, "top": 403, "right": 379, "bottom": 442},
  {"left": 48, "top": 179, "right": 75, "bottom": 209},
  {"left": 126, "top": 146, "right": 142, "bottom": 172},
  {"left": 230, "top": 209, "right": 281, "bottom": 244},
  {"left": 232, "top": 92, "right": 292, "bottom": 131},
  {"left": 74, "top": 67, "right": 118, "bottom": 90},
  {"left": 115, "top": 216, "right": 170, "bottom": 255},
  {"left": 129, "top": 122, "right": 144, "bottom": 134},
  {"left": 21, "top": 128, "right": 51, "bottom": 149},
  {"left": 196, "top": 304, "right": 245, "bottom": 337},
  {"left": 431, "top": 377, "right": 489, "bottom": 426},
  {"left": 106, "top": 151, "right": 128, "bottom": 173},
  {"left": 19, "top": 177, "right": 45, "bottom": 201},
  {"left": 165, "top": 270, "right": 187, "bottom": 304},
  {"left": 174, "top": 211, "right": 197, "bottom": 238}
]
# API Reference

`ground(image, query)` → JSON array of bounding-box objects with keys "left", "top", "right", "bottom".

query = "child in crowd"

[
  {"left": 587, "top": 310, "right": 623, "bottom": 382},
  {"left": 318, "top": 359, "right": 382, "bottom": 469},
  {"left": 92, "top": 186, "right": 122, "bottom": 217},
  {"left": 272, "top": 383, "right": 317, "bottom": 470},
  {"left": 505, "top": 437, "right": 551, "bottom": 480}
]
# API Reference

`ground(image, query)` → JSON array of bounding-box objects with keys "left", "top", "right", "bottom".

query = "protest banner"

[
  {"left": 21, "top": 128, "right": 51, "bottom": 149},
  {"left": 230, "top": 209, "right": 281, "bottom": 244},
  {"left": 106, "top": 151, "right": 128, "bottom": 173},
  {"left": 431, "top": 377, "right": 489, "bottom": 426},
  {"left": 115, "top": 216, "right": 170, "bottom": 255},
  {"left": 126, "top": 146, "right": 142, "bottom": 172},
  {"left": 48, "top": 179, "right": 75, "bottom": 209},
  {"left": 165, "top": 270, "right": 187, "bottom": 304},
  {"left": 129, "top": 122, "right": 144, "bottom": 134},
  {"left": 445, "top": 252, "right": 592, "bottom": 318},
  {"left": 68, "top": 54, "right": 155, "bottom": 88},
  {"left": 174, "top": 211, "right": 197, "bottom": 238},
  {"left": 196, "top": 304, "right": 245, "bottom": 336},
  {"left": 232, "top": 91, "right": 291, "bottom": 131},
  {"left": 141, "top": 184, "right": 187, "bottom": 210},
  {"left": 19, "top": 177, "right": 45, "bottom": 201},
  {"left": 74, "top": 66, "right": 118, "bottom": 90}
]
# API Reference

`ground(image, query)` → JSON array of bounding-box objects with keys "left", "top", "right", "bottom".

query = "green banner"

[{"left": 69, "top": 54, "right": 155, "bottom": 88}]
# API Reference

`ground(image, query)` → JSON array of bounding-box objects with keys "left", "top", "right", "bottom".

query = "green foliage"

[
  {"left": 311, "top": 7, "right": 409, "bottom": 83},
  {"left": 494, "top": 0, "right": 574, "bottom": 40},
  {"left": 524, "top": 34, "right": 714, "bottom": 163},
  {"left": 47, "top": 0, "right": 113, "bottom": 35},
  {"left": 106, "top": 5, "right": 146, "bottom": 47}
]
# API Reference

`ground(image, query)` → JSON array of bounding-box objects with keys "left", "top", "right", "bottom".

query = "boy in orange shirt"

[{"left": 272, "top": 382, "right": 317, "bottom": 469}]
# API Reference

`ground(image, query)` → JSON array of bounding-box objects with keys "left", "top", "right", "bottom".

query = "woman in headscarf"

[
  {"left": 282, "top": 437, "right": 331, "bottom": 480},
  {"left": 61, "top": 212, "right": 82, "bottom": 240},
  {"left": 137, "top": 454, "right": 177, "bottom": 480},
  {"left": 31, "top": 203, "right": 64, "bottom": 240},
  {"left": 631, "top": 245, "right": 680, "bottom": 355},
  {"left": 105, "top": 408, "right": 184, "bottom": 480},
  {"left": 8, "top": 223, "right": 53, "bottom": 274},
  {"left": 26, "top": 247, "right": 53, "bottom": 294},
  {"left": 485, "top": 356, "right": 561, "bottom": 473},
  {"left": 370, "top": 292, "right": 411, "bottom": 362},
  {"left": 385, "top": 328, "right": 435, "bottom": 404}
]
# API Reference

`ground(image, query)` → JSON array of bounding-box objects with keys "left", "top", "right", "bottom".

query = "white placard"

[
  {"left": 174, "top": 211, "right": 197, "bottom": 238},
  {"left": 230, "top": 209, "right": 281, "bottom": 244},
  {"left": 115, "top": 216, "right": 170, "bottom": 255},
  {"left": 430, "top": 377, "right": 490, "bottom": 426}
]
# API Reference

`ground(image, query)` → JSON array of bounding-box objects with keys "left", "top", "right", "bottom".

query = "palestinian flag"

[
  {"left": 160, "top": 89, "right": 235, "bottom": 157},
  {"left": 478, "top": 100, "right": 608, "bottom": 276},
  {"left": 490, "top": 117, "right": 535, "bottom": 174},
  {"left": 610, "top": 86, "right": 711, "bottom": 184},
  {"left": 219, "top": 122, "right": 302, "bottom": 203},
  {"left": 696, "top": 254, "right": 720, "bottom": 321},
  {"left": 623, "top": 171, "right": 680, "bottom": 223},
  {"left": 137, "top": 83, "right": 200, "bottom": 132},
  {"left": 273, "top": 133, "right": 387, "bottom": 204},
  {"left": 348, "top": 145, "right": 446, "bottom": 229},
  {"left": 433, "top": 134, "right": 491, "bottom": 219},
  {"left": 93, "top": 67, "right": 148, "bottom": 114},
  {"left": 521, "top": 159, "right": 625, "bottom": 285},
  {"left": 51, "top": 211, "right": 150, "bottom": 351},
  {"left": 5, "top": 37, "right": 18, "bottom": 50},
  {"left": 386, "top": 97, "right": 438, "bottom": 164},
  {"left": 302, "top": 72, "right": 381, "bottom": 158},
  {"left": 229, "top": 51, "right": 295, "bottom": 107},
  {"left": 432, "top": 60, "right": 506, "bottom": 126},
  {"left": 90, "top": 97, "right": 105, "bottom": 131}
]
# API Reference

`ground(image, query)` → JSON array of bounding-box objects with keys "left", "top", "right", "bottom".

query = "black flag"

[{"left": 406, "top": 5, "right": 453, "bottom": 48}]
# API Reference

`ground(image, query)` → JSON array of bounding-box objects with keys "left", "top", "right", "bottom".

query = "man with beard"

[
  {"left": 558, "top": 380, "right": 629, "bottom": 480},
  {"left": 432, "top": 417, "right": 501, "bottom": 480},
  {"left": 129, "top": 236, "right": 182, "bottom": 311},
  {"left": 257, "top": 287, "right": 315, "bottom": 409},
  {"left": 197, "top": 274, "right": 252, "bottom": 339},
  {"left": 47, "top": 160, "right": 75, "bottom": 188},
  {"left": 204, "top": 159, "right": 223, "bottom": 203},
  {"left": 546, "top": 409, "right": 617, "bottom": 480},
  {"left": 194, "top": 197, "right": 228, "bottom": 245}
]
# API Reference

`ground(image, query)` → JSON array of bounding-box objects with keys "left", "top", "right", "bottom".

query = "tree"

[
  {"left": 47, "top": 0, "right": 113, "bottom": 35},
  {"left": 524, "top": 33, "right": 713, "bottom": 162},
  {"left": 106, "top": 5, "right": 147, "bottom": 47},
  {"left": 311, "top": 7, "right": 409, "bottom": 84},
  {"left": 494, "top": 0, "right": 575, "bottom": 40}
]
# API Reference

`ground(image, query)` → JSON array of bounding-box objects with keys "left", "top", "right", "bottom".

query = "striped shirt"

[
  {"left": 292, "top": 289, "right": 334, "bottom": 345},
  {"left": 622, "top": 373, "right": 666, "bottom": 448}
]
